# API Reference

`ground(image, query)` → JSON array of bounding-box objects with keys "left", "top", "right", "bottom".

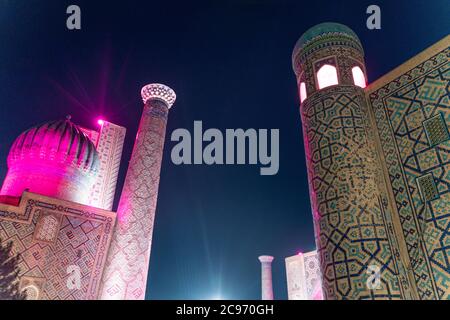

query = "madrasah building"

[
  {"left": 0, "top": 84, "right": 176, "bottom": 300},
  {"left": 0, "top": 22, "right": 449, "bottom": 300}
]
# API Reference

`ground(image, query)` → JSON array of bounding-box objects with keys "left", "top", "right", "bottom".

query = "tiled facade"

[
  {"left": 0, "top": 192, "right": 116, "bottom": 299},
  {"left": 293, "top": 23, "right": 450, "bottom": 299},
  {"left": 367, "top": 37, "right": 450, "bottom": 299}
]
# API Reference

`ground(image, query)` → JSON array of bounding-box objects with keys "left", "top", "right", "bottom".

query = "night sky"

[{"left": 0, "top": 0, "right": 449, "bottom": 300}]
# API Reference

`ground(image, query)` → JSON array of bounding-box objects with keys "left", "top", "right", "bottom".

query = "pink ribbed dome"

[
  {"left": 1, "top": 117, "right": 99, "bottom": 204},
  {"left": 8, "top": 118, "right": 98, "bottom": 172}
]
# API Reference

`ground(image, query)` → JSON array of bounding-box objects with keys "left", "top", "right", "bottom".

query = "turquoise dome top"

[{"left": 292, "top": 22, "right": 361, "bottom": 57}]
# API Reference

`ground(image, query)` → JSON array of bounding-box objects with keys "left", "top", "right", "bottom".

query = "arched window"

[
  {"left": 299, "top": 82, "right": 307, "bottom": 103},
  {"left": 317, "top": 64, "right": 338, "bottom": 89},
  {"left": 352, "top": 66, "right": 366, "bottom": 88}
]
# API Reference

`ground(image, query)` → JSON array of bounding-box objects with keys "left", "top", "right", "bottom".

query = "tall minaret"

[
  {"left": 258, "top": 255, "right": 274, "bottom": 300},
  {"left": 100, "top": 83, "right": 176, "bottom": 300},
  {"left": 292, "top": 23, "right": 407, "bottom": 299}
]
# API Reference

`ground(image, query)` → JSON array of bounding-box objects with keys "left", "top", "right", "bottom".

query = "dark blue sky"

[{"left": 0, "top": 0, "right": 449, "bottom": 299}]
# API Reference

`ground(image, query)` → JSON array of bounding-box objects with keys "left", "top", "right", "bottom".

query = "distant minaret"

[
  {"left": 258, "top": 255, "right": 274, "bottom": 300},
  {"left": 100, "top": 83, "right": 176, "bottom": 300}
]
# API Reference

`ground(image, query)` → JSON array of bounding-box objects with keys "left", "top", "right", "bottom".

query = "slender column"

[
  {"left": 258, "top": 255, "right": 274, "bottom": 300},
  {"left": 100, "top": 84, "right": 176, "bottom": 300}
]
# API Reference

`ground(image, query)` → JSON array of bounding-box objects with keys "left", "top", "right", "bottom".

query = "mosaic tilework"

[
  {"left": 285, "top": 251, "right": 323, "bottom": 300},
  {"left": 33, "top": 212, "right": 61, "bottom": 244},
  {"left": 417, "top": 173, "right": 440, "bottom": 202},
  {"left": 423, "top": 113, "right": 450, "bottom": 147},
  {"left": 291, "top": 24, "right": 420, "bottom": 299},
  {"left": 99, "top": 100, "right": 170, "bottom": 300},
  {"left": 368, "top": 39, "right": 450, "bottom": 299},
  {"left": 301, "top": 85, "right": 403, "bottom": 299},
  {"left": 303, "top": 251, "right": 322, "bottom": 299},
  {"left": 0, "top": 192, "right": 116, "bottom": 300}
]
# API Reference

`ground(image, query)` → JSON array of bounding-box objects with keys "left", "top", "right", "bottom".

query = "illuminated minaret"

[
  {"left": 100, "top": 83, "right": 176, "bottom": 300},
  {"left": 292, "top": 23, "right": 404, "bottom": 299},
  {"left": 258, "top": 255, "right": 274, "bottom": 300}
]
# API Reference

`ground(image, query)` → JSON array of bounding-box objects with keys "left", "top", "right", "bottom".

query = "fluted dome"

[
  {"left": 7, "top": 118, "right": 99, "bottom": 172},
  {"left": 1, "top": 117, "right": 99, "bottom": 204}
]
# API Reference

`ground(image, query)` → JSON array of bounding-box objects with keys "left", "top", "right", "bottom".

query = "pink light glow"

[
  {"left": 1, "top": 119, "right": 98, "bottom": 205},
  {"left": 97, "top": 119, "right": 105, "bottom": 126},
  {"left": 297, "top": 251, "right": 303, "bottom": 256},
  {"left": 312, "top": 283, "right": 324, "bottom": 300},
  {"left": 299, "top": 82, "right": 307, "bottom": 103},
  {"left": 317, "top": 64, "right": 338, "bottom": 89},
  {"left": 352, "top": 66, "right": 366, "bottom": 88}
]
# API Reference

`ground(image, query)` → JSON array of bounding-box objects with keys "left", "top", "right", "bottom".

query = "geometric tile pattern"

[
  {"left": 33, "top": 212, "right": 61, "bottom": 244},
  {"left": 301, "top": 85, "right": 403, "bottom": 300},
  {"left": 292, "top": 26, "right": 410, "bottom": 302},
  {"left": 292, "top": 29, "right": 366, "bottom": 94},
  {"left": 291, "top": 26, "right": 413, "bottom": 300},
  {"left": 303, "top": 251, "right": 323, "bottom": 300},
  {"left": 368, "top": 39, "right": 450, "bottom": 299},
  {"left": 0, "top": 192, "right": 116, "bottom": 300},
  {"left": 285, "top": 256, "right": 305, "bottom": 300},
  {"left": 417, "top": 173, "right": 440, "bottom": 202},
  {"left": 99, "top": 100, "right": 169, "bottom": 300},
  {"left": 285, "top": 251, "right": 323, "bottom": 300},
  {"left": 423, "top": 113, "right": 450, "bottom": 147}
]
